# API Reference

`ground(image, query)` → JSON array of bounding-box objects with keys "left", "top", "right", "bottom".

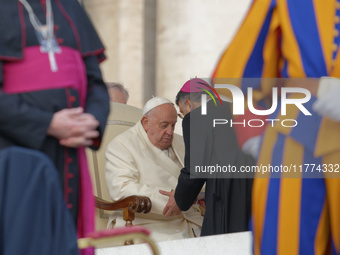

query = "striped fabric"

[{"left": 212, "top": 0, "right": 340, "bottom": 254}]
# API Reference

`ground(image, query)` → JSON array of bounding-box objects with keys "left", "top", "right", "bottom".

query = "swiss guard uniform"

[{"left": 213, "top": 0, "right": 340, "bottom": 254}]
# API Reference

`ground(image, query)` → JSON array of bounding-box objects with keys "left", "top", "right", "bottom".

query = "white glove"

[
  {"left": 242, "top": 135, "right": 262, "bottom": 159},
  {"left": 313, "top": 78, "right": 340, "bottom": 122}
]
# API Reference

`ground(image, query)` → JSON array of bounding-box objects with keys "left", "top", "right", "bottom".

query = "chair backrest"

[{"left": 86, "top": 102, "right": 143, "bottom": 230}]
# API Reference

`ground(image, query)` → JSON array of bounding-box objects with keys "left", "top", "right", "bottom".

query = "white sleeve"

[
  {"left": 105, "top": 139, "right": 171, "bottom": 215},
  {"left": 312, "top": 77, "right": 340, "bottom": 122}
]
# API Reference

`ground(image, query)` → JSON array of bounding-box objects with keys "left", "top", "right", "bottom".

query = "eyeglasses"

[{"left": 177, "top": 113, "right": 184, "bottom": 119}]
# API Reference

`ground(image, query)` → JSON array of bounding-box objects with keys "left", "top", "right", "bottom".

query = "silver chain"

[
  {"left": 19, "top": 0, "right": 60, "bottom": 72},
  {"left": 19, "top": 0, "right": 54, "bottom": 40}
]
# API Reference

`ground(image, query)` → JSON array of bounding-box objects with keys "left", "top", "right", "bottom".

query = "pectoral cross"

[
  {"left": 39, "top": 26, "right": 61, "bottom": 72},
  {"left": 19, "top": 0, "right": 61, "bottom": 72}
]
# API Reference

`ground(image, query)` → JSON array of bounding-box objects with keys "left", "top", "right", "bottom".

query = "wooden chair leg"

[
  {"left": 94, "top": 196, "right": 152, "bottom": 246},
  {"left": 123, "top": 207, "right": 135, "bottom": 245}
]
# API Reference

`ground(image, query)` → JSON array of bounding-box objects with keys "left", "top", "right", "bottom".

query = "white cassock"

[{"left": 105, "top": 121, "right": 203, "bottom": 242}]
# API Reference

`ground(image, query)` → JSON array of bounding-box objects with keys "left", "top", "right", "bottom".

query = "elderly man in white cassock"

[{"left": 105, "top": 97, "right": 203, "bottom": 242}]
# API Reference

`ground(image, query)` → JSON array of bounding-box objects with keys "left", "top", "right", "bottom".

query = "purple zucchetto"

[{"left": 180, "top": 78, "right": 212, "bottom": 93}]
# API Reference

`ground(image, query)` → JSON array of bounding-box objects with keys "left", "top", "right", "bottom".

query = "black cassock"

[
  {"left": 175, "top": 100, "right": 254, "bottom": 236},
  {"left": 0, "top": 0, "right": 110, "bottom": 226},
  {"left": 0, "top": 146, "right": 79, "bottom": 255}
]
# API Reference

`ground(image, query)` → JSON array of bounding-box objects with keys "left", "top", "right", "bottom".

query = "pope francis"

[{"left": 105, "top": 97, "right": 203, "bottom": 242}]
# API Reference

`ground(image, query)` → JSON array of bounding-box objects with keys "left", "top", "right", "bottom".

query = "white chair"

[{"left": 86, "top": 102, "right": 152, "bottom": 232}]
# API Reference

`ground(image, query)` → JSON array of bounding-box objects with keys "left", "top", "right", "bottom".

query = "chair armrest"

[{"left": 95, "top": 196, "right": 152, "bottom": 214}]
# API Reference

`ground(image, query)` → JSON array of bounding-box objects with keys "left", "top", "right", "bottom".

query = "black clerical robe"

[
  {"left": 0, "top": 0, "right": 110, "bottom": 229},
  {"left": 0, "top": 146, "right": 79, "bottom": 255},
  {"left": 175, "top": 99, "right": 254, "bottom": 236}
]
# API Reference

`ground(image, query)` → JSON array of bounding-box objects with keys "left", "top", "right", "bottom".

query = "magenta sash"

[
  {"left": 3, "top": 46, "right": 94, "bottom": 254},
  {"left": 3, "top": 46, "right": 87, "bottom": 104}
]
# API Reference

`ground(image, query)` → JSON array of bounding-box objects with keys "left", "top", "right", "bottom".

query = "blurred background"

[{"left": 81, "top": 0, "right": 251, "bottom": 109}]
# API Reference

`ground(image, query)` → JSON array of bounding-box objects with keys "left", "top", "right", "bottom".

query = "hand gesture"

[
  {"left": 47, "top": 107, "right": 100, "bottom": 147},
  {"left": 159, "top": 189, "right": 182, "bottom": 218}
]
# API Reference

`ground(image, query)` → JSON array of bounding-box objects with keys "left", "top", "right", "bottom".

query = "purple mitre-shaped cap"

[{"left": 180, "top": 78, "right": 212, "bottom": 93}]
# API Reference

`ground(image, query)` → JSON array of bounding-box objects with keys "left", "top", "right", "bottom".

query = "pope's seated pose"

[{"left": 105, "top": 97, "right": 203, "bottom": 242}]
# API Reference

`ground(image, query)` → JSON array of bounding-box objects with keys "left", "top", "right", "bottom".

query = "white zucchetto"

[{"left": 142, "top": 97, "right": 173, "bottom": 115}]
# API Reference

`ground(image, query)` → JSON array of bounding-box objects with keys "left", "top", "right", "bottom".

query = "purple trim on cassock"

[{"left": 2, "top": 46, "right": 95, "bottom": 250}]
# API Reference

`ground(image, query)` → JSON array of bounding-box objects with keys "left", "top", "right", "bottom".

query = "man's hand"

[
  {"left": 197, "top": 200, "right": 206, "bottom": 209},
  {"left": 73, "top": 112, "right": 100, "bottom": 131},
  {"left": 47, "top": 107, "right": 100, "bottom": 147},
  {"left": 59, "top": 129, "right": 100, "bottom": 148},
  {"left": 159, "top": 189, "right": 182, "bottom": 218},
  {"left": 47, "top": 107, "right": 84, "bottom": 139}
]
